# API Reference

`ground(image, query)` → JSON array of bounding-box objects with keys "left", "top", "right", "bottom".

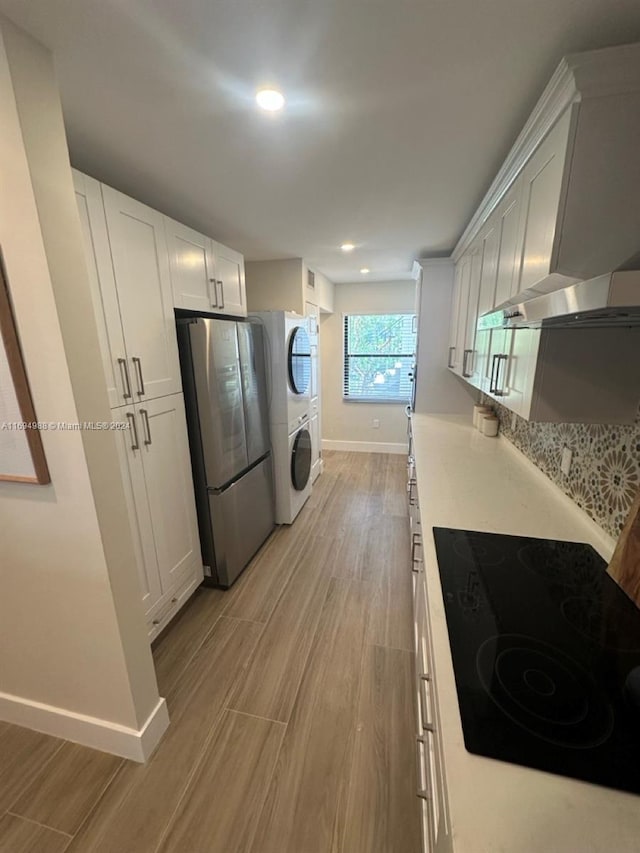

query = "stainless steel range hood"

[{"left": 497, "top": 271, "right": 640, "bottom": 329}]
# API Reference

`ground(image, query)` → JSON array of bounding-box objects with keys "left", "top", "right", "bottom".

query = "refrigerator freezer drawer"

[{"left": 209, "top": 455, "right": 275, "bottom": 587}]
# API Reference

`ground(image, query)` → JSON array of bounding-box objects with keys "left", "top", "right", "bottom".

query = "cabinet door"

[
  {"left": 165, "top": 217, "right": 217, "bottom": 312},
  {"left": 102, "top": 185, "right": 182, "bottom": 401},
  {"left": 515, "top": 109, "right": 572, "bottom": 294},
  {"left": 503, "top": 328, "right": 541, "bottom": 418},
  {"left": 310, "top": 412, "right": 321, "bottom": 481},
  {"left": 211, "top": 241, "right": 246, "bottom": 317},
  {"left": 484, "top": 327, "right": 509, "bottom": 397},
  {"left": 447, "top": 263, "right": 463, "bottom": 372},
  {"left": 137, "top": 393, "right": 202, "bottom": 594},
  {"left": 73, "top": 171, "right": 130, "bottom": 408},
  {"left": 494, "top": 176, "right": 524, "bottom": 306},
  {"left": 461, "top": 247, "right": 482, "bottom": 381},
  {"left": 476, "top": 219, "right": 500, "bottom": 317},
  {"left": 112, "top": 407, "right": 162, "bottom": 615}
]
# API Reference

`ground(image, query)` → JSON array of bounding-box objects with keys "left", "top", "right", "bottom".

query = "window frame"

[{"left": 342, "top": 311, "right": 416, "bottom": 404}]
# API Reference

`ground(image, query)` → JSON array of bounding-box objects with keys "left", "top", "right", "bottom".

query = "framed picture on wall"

[{"left": 0, "top": 252, "right": 50, "bottom": 484}]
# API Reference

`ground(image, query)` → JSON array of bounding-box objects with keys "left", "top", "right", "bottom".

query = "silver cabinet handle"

[
  {"left": 489, "top": 353, "right": 499, "bottom": 393},
  {"left": 208, "top": 277, "right": 218, "bottom": 308},
  {"left": 494, "top": 353, "right": 508, "bottom": 396},
  {"left": 420, "top": 676, "right": 435, "bottom": 732},
  {"left": 126, "top": 412, "right": 139, "bottom": 451},
  {"left": 217, "top": 280, "right": 225, "bottom": 310},
  {"left": 139, "top": 408, "right": 152, "bottom": 445},
  {"left": 132, "top": 357, "right": 146, "bottom": 396},
  {"left": 416, "top": 737, "right": 430, "bottom": 801},
  {"left": 447, "top": 346, "right": 455, "bottom": 369},
  {"left": 411, "top": 532, "right": 423, "bottom": 572},
  {"left": 117, "top": 358, "right": 132, "bottom": 400},
  {"left": 462, "top": 348, "right": 473, "bottom": 378},
  {"left": 407, "top": 478, "right": 417, "bottom": 506}
]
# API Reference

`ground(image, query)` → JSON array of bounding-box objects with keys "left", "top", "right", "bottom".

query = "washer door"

[
  {"left": 288, "top": 326, "right": 311, "bottom": 395},
  {"left": 291, "top": 427, "right": 312, "bottom": 491}
]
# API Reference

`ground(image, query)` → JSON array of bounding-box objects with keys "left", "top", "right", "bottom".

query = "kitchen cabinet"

[
  {"left": 446, "top": 258, "right": 466, "bottom": 373},
  {"left": 446, "top": 43, "right": 640, "bottom": 422},
  {"left": 491, "top": 176, "right": 523, "bottom": 308},
  {"left": 211, "top": 240, "right": 246, "bottom": 316},
  {"left": 113, "top": 393, "right": 203, "bottom": 639},
  {"left": 74, "top": 170, "right": 203, "bottom": 637},
  {"left": 310, "top": 409, "right": 321, "bottom": 483},
  {"left": 407, "top": 451, "right": 452, "bottom": 853},
  {"left": 74, "top": 171, "right": 127, "bottom": 408},
  {"left": 101, "top": 185, "right": 182, "bottom": 401},
  {"left": 306, "top": 300, "right": 322, "bottom": 482},
  {"left": 165, "top": 218, "right": 217, "bottom": 313},
  {"left": 515, "top": 108, "right": 573, "bottom": 296}
]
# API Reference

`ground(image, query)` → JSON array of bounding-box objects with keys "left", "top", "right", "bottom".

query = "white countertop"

[{"left": 412, "top": 413, "right": 640, "bottom": 853}]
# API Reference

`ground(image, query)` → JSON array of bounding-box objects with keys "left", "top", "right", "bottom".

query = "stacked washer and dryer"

[{"left": 254, "top": 311, "right": 313, "bottom": 524}]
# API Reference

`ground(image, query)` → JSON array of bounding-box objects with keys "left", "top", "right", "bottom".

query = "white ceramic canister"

[
  {"left": 473, "top": 405, "right": 493, "bottom": 429},
  {"left": 480, "top": 415, "right": 499, "bottom": 437}
]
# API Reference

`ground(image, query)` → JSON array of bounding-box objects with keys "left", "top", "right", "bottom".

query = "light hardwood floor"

[{"left": 0, "top": 451, "right": 421, "bottom": 853}]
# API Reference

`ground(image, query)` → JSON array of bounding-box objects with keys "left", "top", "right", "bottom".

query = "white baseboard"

[
  {"left": 322, "top": 439, "right": 407, "bottom": 455},
  {"left": 0, "top": 691, "right": 169, "bottom": 763}
]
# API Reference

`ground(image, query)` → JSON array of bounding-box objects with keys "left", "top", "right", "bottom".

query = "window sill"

[{"left": 342, "top": 398, "right": 408, "bottom": 405}]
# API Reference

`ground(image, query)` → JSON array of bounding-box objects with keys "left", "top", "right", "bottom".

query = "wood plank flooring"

[{"left": 0, "top": 451, "right": 420, "bottom": 853}]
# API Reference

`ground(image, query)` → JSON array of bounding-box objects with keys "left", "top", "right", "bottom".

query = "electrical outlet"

[
  {"left": 372, "top": 418, "right": 380, "bottom": 429},
  {"left": 561, "top": 446, "right": 573, "bottom": 477}
]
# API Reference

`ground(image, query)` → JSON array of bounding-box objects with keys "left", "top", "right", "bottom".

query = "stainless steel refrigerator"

[{"left": 177, "top": 317, "right": 275, "bottom": 588}]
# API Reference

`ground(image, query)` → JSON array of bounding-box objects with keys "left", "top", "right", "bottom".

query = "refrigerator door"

[
  {"left": 209, "top": 454, "right": 275, "bottom": 587},
  {"left": 237, "top": 321, "right": 271, "bottom": 466},
  {"left": 188, "top": 318, "right": 248, "bottom": 488}
]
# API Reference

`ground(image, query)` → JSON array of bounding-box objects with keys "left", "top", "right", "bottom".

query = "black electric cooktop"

[{"left": 432, "top": 527, "right": 640, "bottom": 794}]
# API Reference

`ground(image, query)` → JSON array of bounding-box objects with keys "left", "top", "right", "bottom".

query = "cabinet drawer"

[{"left": 147, "top": 569, "right": 202, "bottom": 641}]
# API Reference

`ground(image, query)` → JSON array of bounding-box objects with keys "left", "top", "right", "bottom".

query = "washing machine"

[
  {"left": 252, "top": 311, "right": 313, "bottom": 523},
  {"left": 271, "top": 418, "right": 313, "bottom": 524},
  {"left": 254, "top": 311, "right": 311, "bottom": 431}
]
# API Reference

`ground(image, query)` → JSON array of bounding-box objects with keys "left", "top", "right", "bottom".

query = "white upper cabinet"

[
  {"left": 73, "top": 170, "right": 130, "bottom": 408},
  {"left": 515, "top": 108, "right": 573, "bottom": 295},
  {"left": 460, "top": 247, "right": 482, "bottom": 381},
  {"left": 166, "top": 219, "right": 247, "bottom": 318},
  {"left": 446, "top": 43, "right": 640, "bottom": 423},
  {"left": 212, "top": 241, "right": 246, "bottom": 317},
  {"left": 165, "top": 218, "right": 218, "bottom": 313},
  {"left": 102, "top": 186, "right": 182, "bottom": 402},
  {"left": 492, "top": 175, "right": 524, "bottom": 307}
]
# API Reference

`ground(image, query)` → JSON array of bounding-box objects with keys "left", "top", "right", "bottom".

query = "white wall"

[
  {"left": 246, "top": 258, "right": 305, "bottom": 314},
  {"left": 320, "top": 280, "right": 415, "bottom": 451},
  {"left": 414, "top": 259, "right": 477, "bottom": 414},
  {"left": 0, "top": 17, "right": 165, "bottom": 760}
]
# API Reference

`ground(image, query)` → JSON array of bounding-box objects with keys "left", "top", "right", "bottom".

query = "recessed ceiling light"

[
  {"left": 256, "top": 89, "right": 285, "bottom": 111},
  {"left": 360, "top": 267, "right": 370, "bottom": 274},
  {"left": 341, "top": 242, "right": 355, "bottom": 252}
]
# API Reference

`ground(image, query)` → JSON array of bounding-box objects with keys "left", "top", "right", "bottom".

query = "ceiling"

[{"left": 2, "top": 0, "right": 640, "bottom": 283}]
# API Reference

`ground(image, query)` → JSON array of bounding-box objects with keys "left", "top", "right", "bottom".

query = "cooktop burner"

[{"left": 433, "top": 527, "right": 640, "bottom": 794}]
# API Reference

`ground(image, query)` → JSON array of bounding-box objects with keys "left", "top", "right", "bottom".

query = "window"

[{"left": 343, "top": 313, "right": 416, "bottom": 402}]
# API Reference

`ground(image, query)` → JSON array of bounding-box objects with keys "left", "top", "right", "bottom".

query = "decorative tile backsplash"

[{"left": 483, "top": 398, "right": 640, "bottom": 539}]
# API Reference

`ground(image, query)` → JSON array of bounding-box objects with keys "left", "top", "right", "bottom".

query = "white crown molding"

[
  {"left": 0, "top": 692, "right": 169, "bottom": 762},
  {"left": 453, "top": 59, "right": 579, "bottom": 261},
  {"left": 453, "top": 41, "right": 640, "bottom": 262}
]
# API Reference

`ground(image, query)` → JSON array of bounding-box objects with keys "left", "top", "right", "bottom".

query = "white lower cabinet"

[
  {"left": 409, "top": 460, "right": 451, "bottom": 853},
  {"left": 310, "top": 407, "right": 321, "bottom": 482},
  {"left": 113, "top": 393, "right": 203, "bottom": 639}
]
